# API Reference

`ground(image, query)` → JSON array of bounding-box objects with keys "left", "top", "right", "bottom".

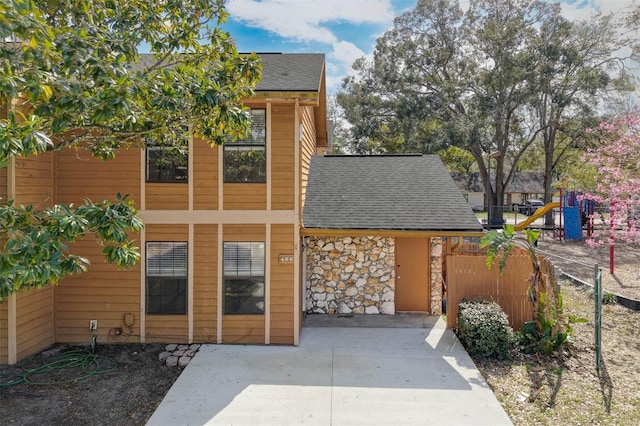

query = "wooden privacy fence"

[{"left": 446, "top": 254, "right": 534, "bottom": 330}]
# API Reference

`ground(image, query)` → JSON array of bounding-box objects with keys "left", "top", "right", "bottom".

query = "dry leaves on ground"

[{"left": 476, "top": 282, "right": 640, "bottom": 426}]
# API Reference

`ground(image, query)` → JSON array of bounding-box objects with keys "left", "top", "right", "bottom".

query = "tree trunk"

[{"left": 543, "top": 127, "right": 556, "bottom": 226}]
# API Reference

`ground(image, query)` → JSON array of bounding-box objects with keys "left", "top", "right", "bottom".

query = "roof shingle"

[
  {"left": 135, "top": 52, "right": 325, "bottom": 93},
  {"left": 303, "top": 154, "right": 482, "bottom": 232},
  {"left": 255, "top": 53, "right": 325, "bottom": 92}
]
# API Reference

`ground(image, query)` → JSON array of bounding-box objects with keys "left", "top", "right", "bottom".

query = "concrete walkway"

[{"left": 147, "top": 317, "right": 512, "bottom": 425}]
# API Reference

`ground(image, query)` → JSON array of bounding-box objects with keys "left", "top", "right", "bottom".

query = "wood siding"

[
  {"left": 271, "top": 105, "right": 295, "bottom": 210},
  {"left": 299, "top": 105, "right": 317, "bottom": 210},
  {"left": 0, "top": 161, "right": 7, "bottom": 202},
  {"left": 10, "top": 148, "right": 55, "bottom": 361},
  {"left": 223, "top": 183, "right": 266, "bottom": 210},
  {"left": 55, "top": 148, "right": 140, "bottom": 204},
  {"left": 0, "top": 102, "right": 7, "bottom": 361},
  {"left": 193, "top": 139, "right": 218, "bottom": 210},
  {"left": 446, "top": 254, "right": 534, "bottom": 330},
  {"left": 144, "top": 225, "right": 189, "bottom": 342},
  {"left": 270, "top": 224, "right": 295, "bottom": 344},
  {"left": 16, "top": 287, "right": 54, "bottom": 361},
  {"left": 14, "top": 153, "right": 53, "bottom": 207},
  {"left": 145, "top": 183, "right": 188, "bottom": 210},
  {"left": 54, "top": 149, "right": 142, "bottom": 344},
  {"left": 222, "top": 225, "right": 266, "bottom": 344},
  {"left": 54, "top": 237, "right": 141, "bottom": 343},
  {"left": 193, "top": 224, "right": 218, "bottom": 342},
  {"left": 0, "top": 301, "right": 7, "bottom": 364}
]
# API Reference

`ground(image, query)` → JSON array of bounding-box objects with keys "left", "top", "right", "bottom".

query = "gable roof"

[
  {"left": 451, "top": 171, "right": 545, "bottom": 194},
  {"left": 135, "top": 52, "right": 325, "bottom": 93},
  {"left": 303, "top": 154, "right": 482, "bottom": 232},
  {"left": 255, "top": 53, "right": 325, "bottom": 92}
]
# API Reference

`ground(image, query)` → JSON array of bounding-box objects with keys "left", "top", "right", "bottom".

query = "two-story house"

[
  {"left": 1, "top": 52, "right": 486, "bottom": 365},
  {"left": 1, "top": 53, "right": 328, "bottom": 364}
]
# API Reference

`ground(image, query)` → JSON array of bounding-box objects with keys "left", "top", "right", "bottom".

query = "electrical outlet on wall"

[{"left": 89, "top": 320, "right": 98, "bottom": 330}]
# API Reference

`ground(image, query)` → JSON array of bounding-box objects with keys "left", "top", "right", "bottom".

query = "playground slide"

[{"left": 514, "top": 202, "right": 560, "bottom": 231}]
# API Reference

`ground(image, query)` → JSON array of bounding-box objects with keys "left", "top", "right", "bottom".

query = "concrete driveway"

[{"left": 147, "top": 317, "right": 512, "bottom": 425}]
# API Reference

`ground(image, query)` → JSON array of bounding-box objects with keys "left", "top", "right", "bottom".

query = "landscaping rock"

[
  {"left": 165, "top": 356, "right": 179, "bottom": 367},
  {"left": 158, "top": 351, "right": 172, "bottom": 361}
]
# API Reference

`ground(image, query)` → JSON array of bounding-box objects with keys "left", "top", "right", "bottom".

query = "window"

[
  {"left": 224, "top": 109, "right": 266, "bottom": 183},
  {"left": 146, "top": 242, "right": 187, "bottom": 315},
  {"left": 223, "top": 242, "right": 265, "bottom": 314},
  {"left": 145, "top": 131, "right": 188, "bottom": 183}
]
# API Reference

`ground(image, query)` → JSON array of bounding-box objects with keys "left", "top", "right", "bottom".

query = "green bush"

[{"left": 457, "top": 298, "right": 515, "bottom": 360}]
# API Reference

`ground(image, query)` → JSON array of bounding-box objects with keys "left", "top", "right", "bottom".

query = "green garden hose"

[{"left": 0, "top": 346, "right": 117, "bottom": 387}]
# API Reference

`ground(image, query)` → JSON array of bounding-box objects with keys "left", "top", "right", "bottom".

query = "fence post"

[{"left": 594, "top": 263, "right": 602, "bottom": 372}]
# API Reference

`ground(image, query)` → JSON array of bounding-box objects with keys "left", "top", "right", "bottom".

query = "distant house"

[{"left": 451, "top": 171, "right": 546, "bottom": 211}]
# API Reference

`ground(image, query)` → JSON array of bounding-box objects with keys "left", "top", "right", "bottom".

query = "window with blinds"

[
  {"left": 223, "top": 242, "right": 265, "bottom": 315},
  {"left": 224, "top": 109, "right": 266, "bottom": 183},
  {"left": 146, "top": 242, "right": 187, "bottom": 315}
]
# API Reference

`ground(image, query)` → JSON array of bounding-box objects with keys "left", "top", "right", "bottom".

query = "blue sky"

[{"left": 224, "top": 0, "right": 635, "bottom": 94}]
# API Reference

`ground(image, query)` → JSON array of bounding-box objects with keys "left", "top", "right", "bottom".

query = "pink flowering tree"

[{"left": 581, "top": 114, "right": 640, "bottom": 247}]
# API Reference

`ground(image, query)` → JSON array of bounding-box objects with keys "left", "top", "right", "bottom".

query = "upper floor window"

[
  {"left": 146, "top": 130, "right": 188, "bottom": 183},
  {"left": 224, "top": 109, "right": 266, "bottom": 183}
]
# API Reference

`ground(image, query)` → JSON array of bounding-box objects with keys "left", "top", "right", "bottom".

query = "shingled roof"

[
  {"left": 255, "top": 53, "right": 325, "bottom": 92},
  {"left": 303, "top": 154, "right": 482, "bottom": 232},
  {"left": 135, "top": 53, "right": 325, "bottom": 93}
]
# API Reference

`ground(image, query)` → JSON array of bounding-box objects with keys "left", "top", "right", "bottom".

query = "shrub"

[
  {"left": 457, "top": 298, "right": 515, "bottom": 360},
  {"left": 602, "top": 291, "right": 617, "bottom": 305}
]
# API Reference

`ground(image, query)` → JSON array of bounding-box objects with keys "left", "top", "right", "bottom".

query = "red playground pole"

[{"left": 610, "top": 204, "right": 615, "bottom": 275}]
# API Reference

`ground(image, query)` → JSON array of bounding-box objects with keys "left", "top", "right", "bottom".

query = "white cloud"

[
  {"left": 559, "top": 0, "right": 635, "bottom": 21},
  {"left": 227, "top": 0, "right": 396, "bottom": 92},
  {"left": 331, "top": 40, "right": 366, "bottom": 71},
  {"left": 227, "top": 0, "right": 395, "bottom": 45},
  {"left": 324, "top": 40, "right": 367, "bottom": 93}
]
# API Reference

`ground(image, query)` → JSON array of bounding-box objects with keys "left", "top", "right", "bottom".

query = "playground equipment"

[
  {"left": 513, "top": 187, "right": 596, "bottom": 241},
  {"left": 514, "top": 202, "right": 559, "bottom": 231},
  {"left": 558, "top": 188, "right": 596, "bottom": 241}
]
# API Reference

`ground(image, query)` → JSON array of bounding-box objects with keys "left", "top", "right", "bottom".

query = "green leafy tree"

[
  {"left": 0, "top": 0, "right": 262, "bottom": 300},
  {"left": 438, "top": 146, "right": 476, "bottom": 174},
  {"left": 338, "top": 0, "right": 630, "bottom": 222},
  {"left": 527, "top": 12, "right": 631, "bottom": 224}
]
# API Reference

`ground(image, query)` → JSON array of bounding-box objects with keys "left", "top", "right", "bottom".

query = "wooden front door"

[{"left": 395, "top": 237, "right": 430, "bottom": 311}]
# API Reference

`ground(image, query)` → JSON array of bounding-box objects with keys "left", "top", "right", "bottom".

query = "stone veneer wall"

[
  {"left": 305, "top": 236, "right": 395, "bottom": 315},
  {"left": 430, "top": 237, "right": 444, "bottom": 315}
]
